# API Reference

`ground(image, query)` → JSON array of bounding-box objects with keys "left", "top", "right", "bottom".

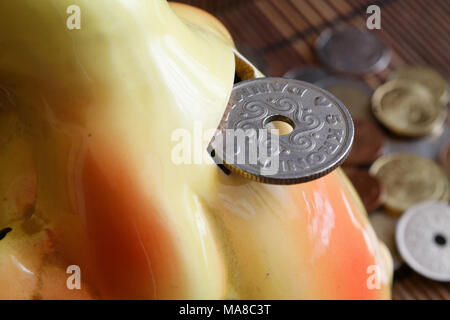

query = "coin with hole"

[
  {"left": 396, "top": 201, "right": 450, "bottom": 282},
  {"left": 209, "top": 77, "right": 354, "bottom": 184}
]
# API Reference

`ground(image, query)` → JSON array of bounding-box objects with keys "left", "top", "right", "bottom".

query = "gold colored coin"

[
  {"left": 372, "top": 79, "right": 446, "bottom": 137},
  {"left": 369, "top": 153, "right": 449, "bottom": 215},
  {"left": 389, "top": 66, "right": 448, "bottom": 103}
]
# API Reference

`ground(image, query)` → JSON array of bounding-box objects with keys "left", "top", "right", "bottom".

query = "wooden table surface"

[{"left": 178, "top": 0, "right": 450, "bottom": 299}]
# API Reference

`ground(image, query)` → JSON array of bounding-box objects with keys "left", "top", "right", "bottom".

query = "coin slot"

[
  {"left": 209, "top": 149, "right": 231, "bottom": 175},
  {"left": 434, "top": 233, "right": 447, "bottom": 247},
  {"left": 234, "top": 73, "right": 242, "bottom": 84},
  {"left": 0, "top": 227, "right": 12, "bottom": 240},
  {"left": 263, "top": 115, "right": 295, "bottom": 136}
]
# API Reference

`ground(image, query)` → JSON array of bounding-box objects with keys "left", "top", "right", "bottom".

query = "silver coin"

[
  {"left": 396, "top": 201, "right": 450, "bottom": 282},
  {"left": 315, "top": 77, "right": 374, "bottom": 120},
  {"left": 209, "top": 77, "right": 354, "bottom": 184},
  {"left": 315, "top": 28, "right": 390, "bottom": 74},
  {"left": 283, "top": 66, "right": 329, "bottom": 84},
  {"left": 370, "top": 211, "right": 403, "bottom": 271}
]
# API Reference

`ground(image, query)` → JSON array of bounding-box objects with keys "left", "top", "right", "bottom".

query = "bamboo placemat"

[{"left": 177, "top": 0, "right": 450, "bottom": 300}]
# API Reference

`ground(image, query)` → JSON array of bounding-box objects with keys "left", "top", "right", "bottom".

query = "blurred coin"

[
  {"left": 344, "top": 168, "right": 385, "bottom": 213},
  {"left": 344, "top": 119, "right": 385, "bottom": 166},
  {"left": 439, "top": 142, "right": 450, "bottom": 177},
  {"left": 315, "top": 28, "right": 390, "bottom": 74},
  {"left": 372, "top": 79, "right": 446, "bottom": 137},
  {"left": 389, "top": 66, "right": 448, "bottom": 104},
  {"left": 315, "top": 78, "right": 373, "bottom": 120},
  {"left": 396, "top": 201, "right": 450, "bottom": 282},
  {"left": 283, "top": 66, "right": 329, "bottom": 84},
  {"left": 369, "top": 153, "right": 449, "bottom": 214},
  {"left": 370, "top": 211, "right": 403, "bottom": 271}
]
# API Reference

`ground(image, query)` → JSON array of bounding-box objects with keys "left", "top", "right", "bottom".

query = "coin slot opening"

[
  {"left": 0, "top": 227, "right": 12, "bottom": 241},
  {"left": 234, "top": 73, "right": 242, "bottom": 84},
  {"left": 434, "top": 233, "right": 447, "bottom": 247},
  {"left": 209, "top": 149, "right": 231, "bottom": 175},
  {"left": 263, "top": 115, "right": 295, "bottom": 136}
]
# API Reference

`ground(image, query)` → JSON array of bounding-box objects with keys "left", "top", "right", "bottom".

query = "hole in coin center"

[
  {"left": 434, "top": 234, "right": 447, "bottom": 246},
  {"left": 263, "top": 115, "right": 294, "bottom": 136}
]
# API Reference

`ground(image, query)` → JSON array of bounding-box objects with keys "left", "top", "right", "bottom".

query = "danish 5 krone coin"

[{"left": 209, "top": 78, "right": 354, "bottom": 184}]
